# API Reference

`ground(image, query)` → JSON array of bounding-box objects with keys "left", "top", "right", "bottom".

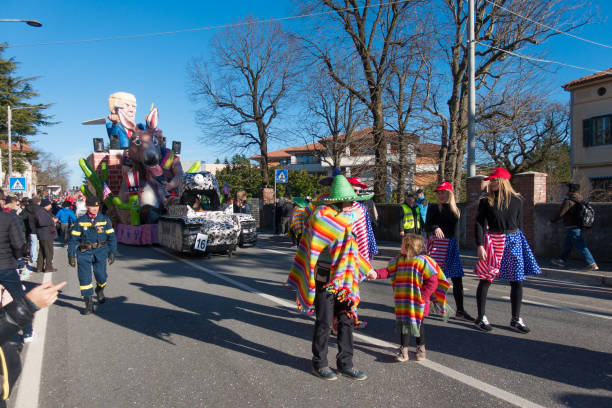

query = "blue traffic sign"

[
  {"left": 275, "top": 169, "right": 288, "bottom": 184},
  {"left": 9, "top": 177, "right": 26, "bottom": 191}
]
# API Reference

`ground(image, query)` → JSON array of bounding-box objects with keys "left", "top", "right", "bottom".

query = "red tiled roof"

[
  {"left": 251, "top": 127, "right": 440, "bottom": 160},
  {"left": 562, "top": 67, "right": 612, "bottom": 90},
  {"left": 0, "top": 142, "right": 34, "bottom": 152}
]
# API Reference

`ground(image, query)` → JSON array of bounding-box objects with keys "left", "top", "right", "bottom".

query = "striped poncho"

[
  {"left": 383, "top": 254, "right": 451, "bottom": 336},
  {"left": 286, "top": 205, "right": 373, "bottom": 318},
  {"left": 289, "top": 206, "right": 308, "bottom": 238}
]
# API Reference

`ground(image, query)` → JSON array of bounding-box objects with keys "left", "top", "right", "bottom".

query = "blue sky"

[{"left": 1, "top": 0, "right": 611, "bottom": 187}]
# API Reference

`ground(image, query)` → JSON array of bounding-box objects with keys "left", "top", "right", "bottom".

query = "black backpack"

[{"left": 569, "top": 198, "right": 595, "bottom": 229}]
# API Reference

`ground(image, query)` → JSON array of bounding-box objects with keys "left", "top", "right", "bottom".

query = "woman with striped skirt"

[
  {"left": 425, "top": 181, "right": 475, "bottom": 322},
  {"left": 474, "top": 168, "right": 541, "bottom": 333}
]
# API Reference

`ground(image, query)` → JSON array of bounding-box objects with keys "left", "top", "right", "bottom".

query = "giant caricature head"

[{"left": 108, "top": 92, "right": 137, "bottom": 123}]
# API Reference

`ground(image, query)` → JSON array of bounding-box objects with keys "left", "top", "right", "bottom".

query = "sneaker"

[
  {"left": 474, "top": 316, "right": 493, "bottom": 332},
  {"left": 510, "top": 317, "right": 530, "bottom": 334},
  {"left": 337, "top": 367, "right": 367, "bottom": 381},
  {"left": 415, "top": 345, "right": 426, "bottom": 361},
  {"left": 454, "top": 310, "right": 476, "bottom": 322},
  {"left": 550, "top": 258, "right": 565, "bottom": 267},
  {"left": 582, "top": 263, "right": 599, "bottom": 271},
  {"left": 312, "top": 366, "right": 337, "bottom": 381},
  {"left": 396, "top": 346, "right": 409, "bottom": 362},
  {"left": 23, "top": 332, "right": 35, "bottom": 343},
  {"left": 45, "top": 268, "right": 58, "bottom": 273}
]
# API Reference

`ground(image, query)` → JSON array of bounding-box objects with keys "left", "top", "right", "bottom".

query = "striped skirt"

[
  {"left": 426, "top": 237, "right": 464, "bottom": 278},
  {"left": 474, "top": 230, "right": 541, "bottom": 282}
]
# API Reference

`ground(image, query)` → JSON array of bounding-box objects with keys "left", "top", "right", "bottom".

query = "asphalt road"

[{"left": 12, "top": 235, "right": 612, "bottom": 408}]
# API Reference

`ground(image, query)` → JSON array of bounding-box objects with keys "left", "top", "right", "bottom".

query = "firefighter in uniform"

[
  {"left": 67, "top": 196, "right": 117, "bottom": 315},
  {"left": 400, "top": 192, "right": 424, "bottom": 236}
]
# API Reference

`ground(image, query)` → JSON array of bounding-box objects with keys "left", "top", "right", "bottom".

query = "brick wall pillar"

[
  {"left": 513, "top": 172, "right": 547, "bottom": 247},
  {"left": 86, "top": 150, "right": 124, "bottom": 195},
  {"left": 465, "top": 175, "right": 487, "bottom": 248},
  {"left": 260, "top": 187, "right": 275, "bottom": 230}
]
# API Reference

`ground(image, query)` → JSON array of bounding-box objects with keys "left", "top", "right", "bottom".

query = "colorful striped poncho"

[
  {"left": 289, "top": 206, "right": 308, "bottom": 238},
  {"left": 383, "top": 254, "right": 451, "bottom": 336},
  {"left": 286, "top": 205, "right": 373, "bottom": 319}
]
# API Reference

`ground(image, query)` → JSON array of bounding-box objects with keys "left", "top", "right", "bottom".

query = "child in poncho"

[{"left": 371, "top": 233, "right": 451, "bottom": 362}]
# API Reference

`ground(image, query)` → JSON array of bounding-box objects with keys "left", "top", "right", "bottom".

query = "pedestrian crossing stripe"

[{"left": 9, "top": 178, "right": 25, "bottom": 191}]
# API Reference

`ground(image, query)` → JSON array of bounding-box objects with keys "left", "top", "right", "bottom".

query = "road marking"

[
  {"left": 501, "top": 296, "right": 612, "bottom": 320},
  {"left": 262, "top": 248, "right": 294, "bottom": 255},
  {"left": 154, "top": 247, "right": 546, "bottom": 408},
  {"left": 14, "top": 267, "right": 53, "bottom": 408}
]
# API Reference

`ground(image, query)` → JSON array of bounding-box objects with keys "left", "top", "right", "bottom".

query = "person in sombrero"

[
  {"left": 289, "top": 197, "right": 309, "bottom": 246},
  {"left": 287, "top": 175, "right": 376, "bottom": 381}
]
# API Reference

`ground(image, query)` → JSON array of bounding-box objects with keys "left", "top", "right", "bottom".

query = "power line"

[
  {"left": 476, "top": 41, "right": 612, "bottom": 75},
  {"left": 8, "top": 0, "right": 413, "bottom": 48},
  {"left": 483, "top": 0, "right": 612, "bottom": 49}
]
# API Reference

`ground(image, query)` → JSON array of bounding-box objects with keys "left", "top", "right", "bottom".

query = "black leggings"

[
  {"left": 476, "top": 280, "right": 523, "bottom": 319},
  {"left": 451, "top": 277, "right": 465, "bottom": 312},
  {"left": 400, "top": 321, "right": 425, "bottom": 347}
]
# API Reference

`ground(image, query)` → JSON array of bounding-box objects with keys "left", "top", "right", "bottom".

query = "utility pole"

[
  {"left": 7, "top": 106, "right": 12, "bottom": 184},
  {"left": 467, "top": 0, "right": 476, "bottom": 177}
]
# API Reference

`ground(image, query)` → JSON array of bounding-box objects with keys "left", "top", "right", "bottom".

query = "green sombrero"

[
  {"left": 292, "top": 197, "right": 309, "bottom": 207},
  {"left": 313, "top": 175, "right": 374, "bottom": 204}
]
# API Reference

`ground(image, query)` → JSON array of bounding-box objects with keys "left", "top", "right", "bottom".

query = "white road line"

[
  {"left": 14, "top": 269, "right": 53, "bottom": 408},
  {"left": 262, "top": 248, "right": 294, "bottom": 255},
  {"left": 501, "top": 296, "right": 612, "bottom": 320},
  {"left": 154, "top": 247, "right": 546, "bottom": 408}
]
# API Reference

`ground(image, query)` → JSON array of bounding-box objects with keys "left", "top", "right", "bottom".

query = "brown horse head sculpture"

[{"left": 128, "top": 129, "right": 163, "bottom": 181}]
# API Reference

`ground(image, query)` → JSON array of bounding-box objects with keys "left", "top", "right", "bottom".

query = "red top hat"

[
  {"left": 435, "top": 181, "right": 454, "bottom": 192},
  {"left": 346, "top": 177, "right": 368, "bottom": 189},
  {"left": 485, "top": 168, "right": 511, "bottom": 180}
]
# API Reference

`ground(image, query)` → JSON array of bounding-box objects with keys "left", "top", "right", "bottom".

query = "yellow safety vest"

[{"left": 401, "top": 204, "right": 421, "bottom": 231}]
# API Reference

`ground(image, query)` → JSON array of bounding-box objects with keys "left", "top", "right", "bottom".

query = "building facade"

[
  {"left": 251, "top": 127, "right": 440, "bottom": 192},
  {"left": 563, "top": 70, "right": 612, "bottom": 200}
]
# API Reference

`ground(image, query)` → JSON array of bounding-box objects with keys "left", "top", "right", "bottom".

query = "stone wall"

[{"left": 534, "top": 202, "right": 612, "bottom": 262}]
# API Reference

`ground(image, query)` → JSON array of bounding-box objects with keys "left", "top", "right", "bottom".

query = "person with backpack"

[{"left": 548, "top": 183, "right": 599, "bottom": 271}]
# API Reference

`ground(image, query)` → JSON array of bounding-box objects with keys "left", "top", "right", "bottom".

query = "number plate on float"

[{"left": 194, "top": 233, "right": 208, "bottom": 252}]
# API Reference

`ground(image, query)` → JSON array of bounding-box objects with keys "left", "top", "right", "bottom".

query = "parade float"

[{"left": 79, "top": 91, "right": 256, "bottom": 253}]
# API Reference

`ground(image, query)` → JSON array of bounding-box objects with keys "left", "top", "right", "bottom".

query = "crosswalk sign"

[
  {"left": 275, "top": 169, "right": 288, "bottom": 184},
  {"left": 9, "top": 177, "right": 26, "bottom": 191}
]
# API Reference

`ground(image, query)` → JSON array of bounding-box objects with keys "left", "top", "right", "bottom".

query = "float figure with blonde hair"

[
  {"left": 425, "top": 181, "right": 475, "bottom": 322},
  {"left": 473, "top": 168, "right": 541, "bottom": 333},
  {"left": 106, "top": 91, "right": 137, "bottom": 148}
]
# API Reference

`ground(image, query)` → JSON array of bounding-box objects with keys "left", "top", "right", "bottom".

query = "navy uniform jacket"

[{"left": 68, "top": 213, "right": 117, "bottom": 257}]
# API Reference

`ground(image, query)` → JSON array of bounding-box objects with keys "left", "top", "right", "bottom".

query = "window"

[
  {"left": 589, "top": 176, "right": 612, "bottom": 201},
  {"left": 583, "top": 115, "right": 612, "bottom": 147}
]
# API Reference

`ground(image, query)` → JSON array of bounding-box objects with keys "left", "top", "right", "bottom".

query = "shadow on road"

[{"left": 53, "top": 281, "right": 314, "bottom": 375}]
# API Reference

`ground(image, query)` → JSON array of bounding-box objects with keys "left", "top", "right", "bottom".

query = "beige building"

[{"left": 563, "top": 70, "right": 612, "bottom": 198}]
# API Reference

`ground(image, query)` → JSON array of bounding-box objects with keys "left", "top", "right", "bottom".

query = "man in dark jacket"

[
  {"left": 548, "top": 183, "right": 599, "bottom": 271},
  {"left": 0, "top": 208, "right": 35, "bottom": 342},
  {"left": 21, "top": 197, "right": 40, "bottom": 266},
  {"left": 35, "top": 199, "right": 58, "bottom": 273},
  {"left": 280, "top": 197, "right": 293, "bottom": 235}
]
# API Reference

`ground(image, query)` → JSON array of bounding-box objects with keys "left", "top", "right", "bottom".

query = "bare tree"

[
  {"left": 425, "top": 0, "right": 590, "bottom": 191},
  {"left": 34, "top": 152, "right": 70, "bottom": 190},
  {"left": 298, "top": 0, "right": 418, "bottom": 202},
  {"left": 385, "top": 25, "right": 435, "bottom": 199},
  {"left": 302, "top": 61, "right": 368, "bottom": 169},
  {"left": 478, "top": 95, "right": 569, "bottom": 174},
  {"left": 188, "top": 17, "right": 296, "bottom": 186}
]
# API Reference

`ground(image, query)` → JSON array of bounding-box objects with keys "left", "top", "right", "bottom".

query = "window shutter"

[{"left": 583, "top": 118, "right": 593, "bottom": 147}]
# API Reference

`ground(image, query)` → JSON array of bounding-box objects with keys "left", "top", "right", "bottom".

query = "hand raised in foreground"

[
  {"left": 25, "top": 281, "right": 67, "bottom": 309},
  {"left": 366, "top": 270, "right": 377, "bottom": 280}
]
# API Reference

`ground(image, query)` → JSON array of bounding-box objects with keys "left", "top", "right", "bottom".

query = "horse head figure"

[{"left": 128, "top": 128, "right": 163, "bottom": 182}]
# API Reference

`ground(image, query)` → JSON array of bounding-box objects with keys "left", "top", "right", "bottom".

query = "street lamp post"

[{"left": 0, "top": 19, "right": 42, "bottom": 27}]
